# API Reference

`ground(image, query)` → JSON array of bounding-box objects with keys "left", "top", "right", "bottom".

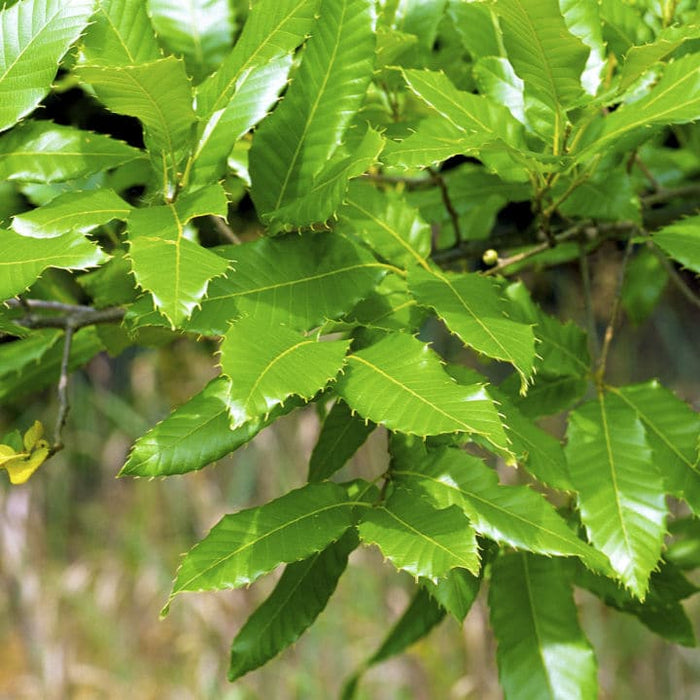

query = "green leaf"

[
  {"left": 81, "top": 0, "right": 162, "bottom": 66},
  {"left": 341, "top": 586, "right": 446, "bottom": 699},
  {"left": 166, "top": 482, "right": 355, "bottom": 608},
  {"left": 249, "top": 0, "right": 376, "bottom": 223},
  {"left": 559, "top": 0, "right": 606, "bottom": 96},
  {"left": 308, "top": 400, "right": 375, "bottom": 482},
  {"left": 652, "top": 213, "right": 700, "bottom": 273},
  {"left": 77, "top": 57, "right": 196, "bottom": 191},
  {"left": 148, "top": 0, "right": 233, "bottom": 81},
  {"left": 447, "top": 0, "right": 501, "bottom": 59},
  {"left": 558, "top": 167, "right": 640, "bottom": 222},
  {"left": 339, "top": 180, "right": 431, "bottom": 268},
  {"left": 507, "top": 374, "right": 589, "bottom": 418},
  {"left": 11, "top": 190, "right": 132, "bottom": 238},
  {"left": 219, "top": 319, "right": 350, "bottom": 427},
  {"left": 473, "top": 57, "right": 528, "bottom": 127},
  {"left": 78, "top": 252, "right": 139, "bottom": 308},
  {"left": 127, "top": 185, "right": 230, "bottom": 326},
  {"left": 610, "top": 381, "right": 700, "bottom": 514},
  {"left": 489, "top": 553, "right": 598, "bottom": 700},
  {"left": 422, "top": 567, "right": 480, "bottom": 623},
  {"left": 358, "top": 487, "right": 480, "bottom": 581},
  {"left": 621, "top": 248, "right": 668, "bottom": 325},
  {"left": 565, "top": 394, "right": 667, "bottom": 597},
  {"left": 191, "top": 0, "right": 319, "bottom": 185},
  {"left": 0, "top": 0, "right": 94, "bottom": 132},
  {"left": 0, "top": 229, "right": 108, "bottom": 299},
  {"left": 392, "top": 445, "right": 607, "bottom": 570},
  {"left": 336, "top": 333, "right": 510, "bottom": 450},
  {"left": 494, "top": 0, "right": 589, "bottom": 143},
  {"left": 407, "top": 265, "right": 536, "bottom": 392},
  {"left": 189, "top": 232, "right": 385, "bottom": 335},
  {"left": 0, "top": 121, "right": 144, "bottom": 183},
  {"left": 0, "top": 329, "right": 62, "bottom": 379},
  {"left": 229, "top": 530, "right": 358, "bottom": 681}
]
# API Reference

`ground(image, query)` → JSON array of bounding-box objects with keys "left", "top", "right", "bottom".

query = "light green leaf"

[
  {"left": 566, "top": 394, "right": 667, "bottom": 597},
  {"left": 559, "top": 0, "right": 606, "bottom": 95},
  {"left": 0, "top": 229, "right": 108, "bottom": 299},
  {"left": 127, "top": 185, "right": 230, "bottom": 327},
  {"left": 249, "top": 0, "right": 376, "bottom": 222},
  {"left": 0, "top": 0, "right": 94, "bottom": 132},
  {"left": 166, "top": 482, "right": 355, "bottom": 607},
  {"left": 422, "top": 567, "right": 480, "bottom": 624},
  {"left": 652, "top": 213, "right": 700, "bottom": 273},
  {"left": 0, "top": 329, "right": 61, "bottom": 379},
  {"left": 489, "top": 553, "right": 598, "bottom": 700},
  {"left": 341, "top": 586, "right": 446, "bottom": 699},
  {"left": 189, "top": 232, "right": 386, "bottom": 335},
  {"left": 558, "top": 167, "right": 640, "bottom": 222},
  {"left": 308, "top": 400, "right": 375, "bottom": 482},
  {"left": 336, "top": 333, "right": 510, "bottom": 450},
  {"left": 148, "top": 0, "right": 233, "bottom": 81},
  {"left": 611, "top": 381, "right": 700, "bottom": 514},
  {"left": 408, "top": 265, "right": 536, "bottom": 392},
  {"left": 191, "top": 0, "right": 318, "bottom": 185},
  {"left": 12, "top": 190, "right": 132, "bottom": 238},
  {"left": 392, "top": 445, "right": 606, "bottom": 570},
  {"left": 81, "top": 0, "right": 162, "bottom": 66},
  {"left": 77, "top": 57, "right": 196, "bottom": 191},
  {"left": 495, "top": 0, "right": 589, "bottom": 144},
  {"left": 120, "top": 377, "right": 302, "bottom": 478},
  {"left": 219, "top": 318, "right": 350, "bottom": 427},
  {"left": 447, "top": 0, "right": 500, "bottom": 59},
  {"left": 339, "top": 180, "right": 431, "bottom": 268},
  {"left": 229, "top": 530, "right": 358, "bottom": 681},
  {"left": 473, "top": 57, "right": 528, "bottom": 126},
  {"left": 358, "top": 487, "right": 480, "bottom": 581},
  {"left": 0, "top": 121, "right": 144, "bottom": 183}
]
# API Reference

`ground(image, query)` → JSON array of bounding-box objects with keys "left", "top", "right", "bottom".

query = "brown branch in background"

[
  {"left": 641, "top": 183, "right": 700, "bottom": 207},
  {"left": 209, "top": 214, "right": 241, "bottom": 245},
  {"left": 362, "top": 172, "right": 433, "bottom": 188},
  {"left": 579, "top": 240, "right": 600, "bottom": 361},
  {"left": 427, "top": 167, "right": 462, "bottom": 244},
  {"left": 595, "top": 236, "right": 635, "bottom": 387},
  {"left": 53, "top": 321, "right": 75, "bottom": 451}
]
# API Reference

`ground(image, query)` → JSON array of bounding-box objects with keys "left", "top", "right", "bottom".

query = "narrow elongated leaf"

[
  {"left": 566, "top": 394, "right": 667, "bottom": 597},
  {"left": 337, "top": 333, "right": 510, "bottom": 451},
  {"left": 0, "top": 0, "right": 94, "bottom": 132},
  {"left": 219, "top": 319, "right": 350, "bottom": 427},
  {"left": 167, "top": 482, "right": 355, "bottom": 608},
  {"left": 308, "top": 400, "right": 375, "bottom": 482},
  {"left": 341, "top": 586, "right": 446, "bottom": 699},
  {"left": 358, "top": 487, "right": 479, "bottom": 581},
  {"left": 81, "top": 0, "right": 162, "bottom": 66},
  {"left": 77, "top": 57, "right": 196, "bottom": 188},
  {"left": 148, "top": 0, "right": 233, "bottom": 81},
  {"left": 127, "top": 185, "right": 230, "bottom": 326},
  {"left": 12, "top": 190, "right": 132, "bottom": 238},
  {"left": 249, "top": 0, "right": 376, "bottom": 222},
  {"left": 0, "top": 229, "right": 108, "bottom": 299},
  {"left": 120, "top": 377, "right": 301, "bottom": 478},
  {"left": 0, "top": 329, "right": 62, "bottom": 379},
  {"left": 611, "top": 381, "right": 700, "bottom": 514},
  {"left": 229, "top": 530, "right": 358, "bottom": 681},
  {"left": 189, "top": 232, "right": 385, "bottom": 334},
  {"left": 652, "top": 214, "right": 700, "bottom": 273},
  {"left": 0, "top": 121, "right": 144, "bottom": 183},
  {"left": 339, "top": 180, "right": 431, "bottom": 268},
  {"left": 495, "top": 0, "right": 589, "bottom": 143},
  {"left": 392, "top": 446, "right": 607, "bottom": 570},
  {"left": 422, "top": 567, "right": 480, "bottom": 623},
  {"left": 489, "top": 553, "right": 598, "bottom": 700},
  {"left": 408, "top": 265, "right": 536, "bottom": 392},
  {"left": 192, "top": 0, "right": 319, "bottom": 185}
]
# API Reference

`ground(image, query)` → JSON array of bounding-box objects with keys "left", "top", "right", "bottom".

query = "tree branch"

[
  {"left": 428, "top": 167, "right": 462, "bottom": 244},
  {"left": 6, "top": 300, "right": 126, "bottom": 331}
]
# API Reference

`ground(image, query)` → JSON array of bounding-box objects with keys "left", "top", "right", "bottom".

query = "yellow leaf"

[
  {"left": 23, "top": 420, "right": 44, "bottom": 451},
  {"left": 4, "top": 441, "right": 50, "bottom": 485}
]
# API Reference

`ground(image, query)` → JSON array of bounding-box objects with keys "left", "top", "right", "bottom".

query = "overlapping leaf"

[
  {"left": 220, "top": 319, "right": 350, "bottom": 427},
  {"left": 358, "top": 487, "right": 480, "bottom": 581},
  {"left": 229, "top": 530, "right": 358, "bottom": 681},
  {"left": 652, "top": 214, "right": 700, "bottom": 273},
  {"left": 392, "top": 445, "right": 606, "bottom": 570},
  {"left": 166, "top": 482, "right": 355, "bottom": 609},
  {"left": 0, "top": 121, "right": 144, "bottom": 183},
  {"left": 127, "top": 185, "right": 230, "bottom": 326},
  {"left": 422, "top": 567, "right": 481, "bottom": 623},
  {"left": 408, "top": 266, "right": 536, "bottom": 392},
  {"left": 0, "top": 229, "right": 108, "bottom": 299},
  {"left": 191, "top": 0, "right": 319, "bottom": 185},
  {"left": 489, "top": 553, "right": 598, "bottom": 700},
  {"left": 189, "top": 232, "right": 385, "bottom": 335},
  {"left": 336, "top": 333, "right": 510, "bottom": 450},
  {"left": 566, "top": 394, "right": 667, "bottom": 597},
  {"left": 249, "top": 0, "right": 376, "bottom": 225},
  {"left": 12, "top": 190, "right": 132, "bottom": 238},
  {"left": 0, "top": 0, "right": 94, "bottom": 132}
]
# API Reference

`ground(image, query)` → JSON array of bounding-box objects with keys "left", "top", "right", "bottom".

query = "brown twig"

[
  {"left": 428, "top": 167, "right": 462, "bottom": 244},
  {"left": 53, "top": 321, "right": 75, "bottom": 451},
  {"left": 641, "top": 183, "right": 700, "bottom": 207},
  {"left": 579, "top": 240, "right": 599, "bottom": 361},
  {"left": 209, "top": 215, "right": 241, "bottom": 245}
]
